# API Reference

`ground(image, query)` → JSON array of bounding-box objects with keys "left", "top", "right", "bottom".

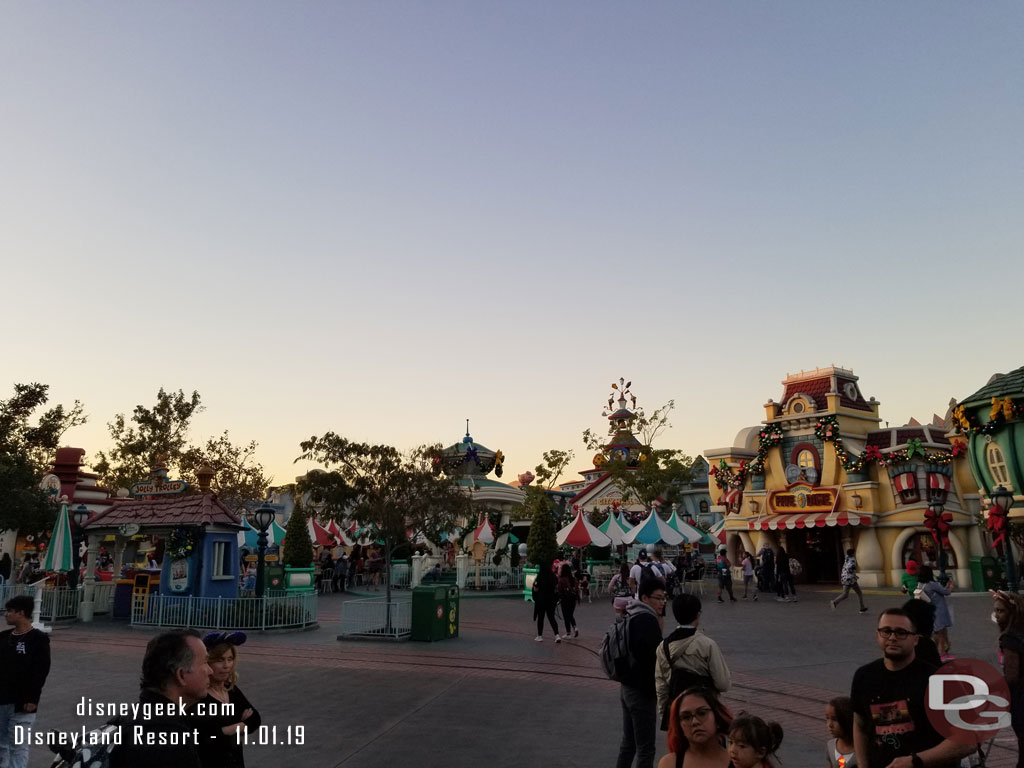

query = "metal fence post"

[
  {"left": 261, "top": 597, "right": 267, "bottom": 631},
  {"left": 216, "top": 596, "right": 223, "bottom": 629}
]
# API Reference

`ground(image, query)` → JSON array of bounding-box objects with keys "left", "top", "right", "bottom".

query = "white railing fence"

[
  {"left": 463, "top": 564, "right": 524, "bottom": 591},
  {"left": 338, "top": 598, "right": 411, "bottom": 639},
  {"left": 131, "top": 592, "right": 318, "bottom": 631}
]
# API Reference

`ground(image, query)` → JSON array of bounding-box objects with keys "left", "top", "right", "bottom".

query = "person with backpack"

[
  {"left": 654, "top": 594, "right": 731, "bottom": 731},
  {"left": 714, "top": 547, "right": 737, "bottom": 603},
  {"left": 830, "top": 548, "right": 868, "bottom": 613},
  {"left": 615, "top": 579, "right": 667, "bottom": 768}
]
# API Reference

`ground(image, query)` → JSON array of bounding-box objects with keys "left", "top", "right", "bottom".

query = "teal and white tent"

[
  {"left": 663, "top": 509, "right": 704, "bottom": 545},
  {"left": 42, "top": 501, "right": 75, "bottom": 572},
  {"left": 621, "top": 509, "right": 687, "bottom": 546},
  {"left": 598, "top": 511, "right": 633, "bottom": 546}
]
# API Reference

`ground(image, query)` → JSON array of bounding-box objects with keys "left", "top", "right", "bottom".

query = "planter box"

[
  {"left": 283, "top": 566, "right": 315, "bottom": 592},
  {"left": 845, "top": 471, "right": 868, "bottom": 483}
]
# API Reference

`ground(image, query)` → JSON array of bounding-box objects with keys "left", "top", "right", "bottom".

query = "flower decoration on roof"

[
  {"left": 493, "top": 450, "right": 504, "bottom": 478},
  {"left": 166, "top": 528, "right": 198, "bottom": 560}
]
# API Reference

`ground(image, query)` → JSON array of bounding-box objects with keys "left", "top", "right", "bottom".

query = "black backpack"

[
  {"left": 638, "top": 561, "right": 666, "bottom": 594},
  {"left": 658, "top": 630, "right": 714, "bottom": 731},
  {"left": 600, "top": 613, "right": 635, "bottom": 681}
]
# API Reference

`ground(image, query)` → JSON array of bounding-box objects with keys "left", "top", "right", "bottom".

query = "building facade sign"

[
  {"left": 130, "top": 480, "right": 188, "bottom": 496},
  {"left": 767, "top": 482, "right": 838, "bottom": 514}
]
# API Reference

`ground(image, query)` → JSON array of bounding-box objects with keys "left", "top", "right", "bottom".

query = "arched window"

[
  {"left": 699, "top": 499, "right": 709, "bottom": 516},
  {"left": 797, "top": 449, "right": 815, "bottom": 470},
  {"left": 987, "top": 442, "right": 1014, "bottom": 490}
]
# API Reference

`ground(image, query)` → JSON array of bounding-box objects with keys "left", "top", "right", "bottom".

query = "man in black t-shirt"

[
  {"left": 850, "top": 607, "right": 973, "bottom": 768},
  {"left": 0, "top": 595, "right": 51, "bottom": 768}
]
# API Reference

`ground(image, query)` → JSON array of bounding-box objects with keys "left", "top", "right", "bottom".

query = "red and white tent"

[
  {"left": 747, "top": 511, "right": 871, "bottom": 531},
  {"left": 307, "top": 518, "right": 337, "bottom": 547},
  {"left": 473, "top": 518, "right": 495, "bottom": 544},
  {"left": 326, "top": 519, "right": 353, "bottom": 547},
  {"left": 556, "top": 510, "right": 612, "bottom": 548}
]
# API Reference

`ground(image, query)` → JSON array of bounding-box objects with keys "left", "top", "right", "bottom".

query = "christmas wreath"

[{"left": 166, "top": 528, "right": 198, "bottom": 560}]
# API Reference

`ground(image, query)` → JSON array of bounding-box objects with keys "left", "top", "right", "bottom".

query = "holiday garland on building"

[
  {"left": 951, "top": 397, "right": 1024, "bottom": 435},
  {"left": 710, "top": 416, "right": 961, "bottom": 490}
]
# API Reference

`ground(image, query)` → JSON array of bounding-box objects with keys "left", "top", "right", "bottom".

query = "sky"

[{"left": 2, "top": 2, "right": 1022, "bottom": 489}]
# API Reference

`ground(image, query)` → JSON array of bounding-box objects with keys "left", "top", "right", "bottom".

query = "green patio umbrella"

[{"left": 42, "top": 501, "right": 75, "bottom": 572}]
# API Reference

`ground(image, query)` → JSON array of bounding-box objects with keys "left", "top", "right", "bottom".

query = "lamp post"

[
  {"left": 69, "top": 504, "right": 89, "bottom": 589},
  {"left": 992, "top": 485, "right": 1017, "bottom": 592},
  {"left": 927, "top": 497, "right": 948, "bottom": 584},
  {"left": 252, "top": 505, "right": 277, "bottom": 599}
]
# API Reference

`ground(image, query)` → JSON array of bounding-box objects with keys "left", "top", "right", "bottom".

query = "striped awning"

[
  {"left": 748, "top": 511, "right": 872, "bottom": 531},
  {"left": 928, "top": 473, "right": 951, "bottom": 493},
  {"left": 719, "top": 489, "right": 741, "bottom": 505},
  {"left": 893, "top": 473, "right": 916, "bottom": 493}
]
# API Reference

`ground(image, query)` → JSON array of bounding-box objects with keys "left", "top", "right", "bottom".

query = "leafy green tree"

[
  {"left": 295, "top": 434, "right": 471, "bottom": 611},
  {"left": 281, "top": 500, "right": 314, "bottom": 569},
  {"left": 0, "top": 383, "right": 86, "bottom": 534},
  {"left": 94, "top": 388, "right": 203, "bottom": 491},
  {"left": 179, "top": 431, "right": 272, "bottom": 511}
]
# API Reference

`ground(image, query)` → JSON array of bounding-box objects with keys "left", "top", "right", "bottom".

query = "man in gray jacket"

[{"left": 654, "top": 593, "right": 731, "bottom": 729}]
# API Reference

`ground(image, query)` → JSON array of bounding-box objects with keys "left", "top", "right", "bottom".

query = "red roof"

[
  {"left": 781, "top": 377, "right": 831, "bottom": 410},
  {"left": 84, "top": 494, "right": 242, "bottom": 529},
  {"left": 866, "top": 426, "right": 951, "bottom": 451}
]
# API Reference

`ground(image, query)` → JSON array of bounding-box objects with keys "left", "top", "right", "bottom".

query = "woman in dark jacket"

[
  {"left": 556, "top": 563, "right": 579, "bottom": 639},
  {"left": 196, "top": 632, "right": 261, "bottom": 768},
  {"left": 532, "top": 564, "right": 561, "bottom": 643}
]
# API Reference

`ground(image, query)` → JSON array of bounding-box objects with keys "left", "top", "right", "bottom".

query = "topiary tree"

[
  {"left": 282, "top": 500, "right": 314, "bottom": 569},
  {"left": 525, "top": 487, "right": 558, "bottom": 567}
]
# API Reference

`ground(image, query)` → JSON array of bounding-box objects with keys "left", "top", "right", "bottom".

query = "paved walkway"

[{"left": 26, "top": 586, "right": 1016, "bottom": 767}]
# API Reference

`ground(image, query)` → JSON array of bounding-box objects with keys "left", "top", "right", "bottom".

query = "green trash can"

[
  {"left": 969, "top": 557, "right": 984, "bottom": 591},
  {"left": 981, "top": 556, "right": 1004, "bottom": 591},
  {"left": 445, "top": 584, "right": 460, "bottom": 639},
  {"left": 411, "top": 585, "right": 447, "bottom": 642}
]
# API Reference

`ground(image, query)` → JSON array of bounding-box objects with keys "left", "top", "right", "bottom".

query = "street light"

[
  {"left": 252, "top": 505, "right": 277, "bottom": 599},
  {"left": 927, "top": 497, "right": 948, "bottom": 583},
  {"left": 992, "top": 485, "right": 1017, "bottom": 592}
]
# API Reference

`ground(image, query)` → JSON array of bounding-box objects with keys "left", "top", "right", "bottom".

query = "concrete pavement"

[{"left": 25, "top": 585, "right": 1017, "bottom": 767}]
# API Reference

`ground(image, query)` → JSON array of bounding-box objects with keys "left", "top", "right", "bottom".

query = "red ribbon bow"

[
  {"left": 988, "top": 506, "right": 1008, "bottom": 549},
  {"left": 923, "top": 507, "right": 953, "bottom": 549}
]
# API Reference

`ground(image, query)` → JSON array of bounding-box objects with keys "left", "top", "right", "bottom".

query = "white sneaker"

[
  {"left": 535, "top": 636, "right": 543, "bottom": 642},
  {"left": 555, "top": 635, "right": 562, "bottom": 643}
]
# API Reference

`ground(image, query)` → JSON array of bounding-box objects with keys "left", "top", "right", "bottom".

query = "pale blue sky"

[{"left": 3, "top": 2, "right": 1021, "bottom": 485}]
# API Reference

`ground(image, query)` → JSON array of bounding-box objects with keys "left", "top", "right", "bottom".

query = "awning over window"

[
  {"left": 748, "top": 511, "right": 872, "bottom": 531},
  {"left": 892, "top": 473, "right": 917, "bottom": 493}
]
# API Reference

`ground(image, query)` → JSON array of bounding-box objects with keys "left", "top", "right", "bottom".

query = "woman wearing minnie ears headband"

[
  {"left": 194, "top": 631, "right": 262, "bottom": 768},
  {"left": 992, "top": 590, "right": 1024, "bottom": 768}
]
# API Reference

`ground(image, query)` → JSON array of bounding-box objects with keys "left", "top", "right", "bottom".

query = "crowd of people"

[
  {"left": 598, "top": 544, "right": 1019, "bottom": 768},
  {"left": 0, "top": 594, "right": 262, "bottom": 768}
]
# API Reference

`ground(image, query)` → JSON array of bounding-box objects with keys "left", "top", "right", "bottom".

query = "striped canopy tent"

[
  {"left": 747, "top": 510, "right": 872, "bottom": 531},
  {"left": 709, "top": 519, "right": 728, "bottom": 545},
  {"left": 307, "top": 518, "right": 336, "bottom": 547},
  {"left": 325, "top": 519, "right": 353, "bottom": 547},
  {"left": 622, "top": 509, "right": 687, "bottom": 546},
  {"left": 42, "top": 500, "right": 75, "bottom": 572},
  {"left": 598, "top": 511, "right": 634, "bottom": 546},
  {"left": 663, "top": 509, "right": 705, "bottom": 545},
  {"left": 473, "top": 518, "right": 495, "bottom": 544},
  {"left": 557, "top": 510, "right": 612, "bottom": 548},
  {"left": 238, "top": 516, "right": 287, "bottom": 549}
]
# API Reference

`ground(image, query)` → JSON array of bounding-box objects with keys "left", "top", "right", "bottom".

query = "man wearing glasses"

[
  {"left": 616, "top": 580, "right": 666, "bottom": 768},
  {"left": 850, "top": 607, "right": 974, "bottom": 767}
]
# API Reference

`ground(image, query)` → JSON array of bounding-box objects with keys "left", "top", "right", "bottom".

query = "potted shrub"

[{"left": 281, "top": 502, "right": 315, "bottom": 592}]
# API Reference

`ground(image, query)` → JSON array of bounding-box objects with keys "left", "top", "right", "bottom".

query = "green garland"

[
  {"left": 952, "top": 398, "right": 1024, "bottom": 435},
  {"left": 711, "top": 416, "right": 959, "bottom": 490},
  {"left": 166, "top": 528, "right": 198, "bottom": 560}
]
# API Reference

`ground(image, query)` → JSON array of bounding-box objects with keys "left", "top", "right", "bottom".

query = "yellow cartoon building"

[{"left": 704, "top": 366, "right": 984, "bottom": 588}]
